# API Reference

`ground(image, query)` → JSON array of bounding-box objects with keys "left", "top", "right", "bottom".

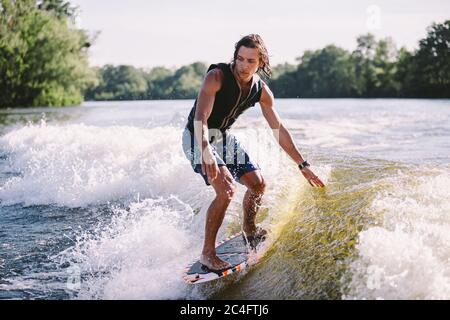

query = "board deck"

[{"left": 182, "top": 232, "right": 260, "bottom": 284}]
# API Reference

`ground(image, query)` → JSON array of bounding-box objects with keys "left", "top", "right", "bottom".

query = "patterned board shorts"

[{"left": 182, "top": 128, "right": 260, "bottom": 186}]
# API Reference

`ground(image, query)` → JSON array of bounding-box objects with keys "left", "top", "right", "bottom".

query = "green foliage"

[
  {"left": 269, "top": 21, "right": 449, "bottom": 99},
  {"left": 296, "top": 46, "right": 359, "bottom": 98},
  {"left": 402, "top": 20, "right": 450, "bottom": 97},
  {"left": 270, "top": 63, "right": 296, "bottom": 81},
  {"left": 86, "top": 19, "right": 449, "bottom": 100},
  {"left": 85, "top": 65, "right": 147, "bottom": 100},
  {"left": 85, "top": 62, "right": 207, "bottom": 101},
  {"left": 144, "top": 66, "right": 174, "bottom": 99},
  {"left": 1, "top": 4, "right": 448, "bottom": 106},
  {"left": 351, "top": 34, "right": 401, "bottom": 97},
  {"left": 0, "top": 0, "right": 96, "bottom": 108},
  {"left": 37, "top": 0, "right": 76, "bottom": 20},
  {"left": 170, "top": 62, "right": 207, "bottom": 99}
]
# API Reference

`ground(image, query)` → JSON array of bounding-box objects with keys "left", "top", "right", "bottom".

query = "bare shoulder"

[
  {"left": 202, "top": 68, "right": 224, "bottom": 93},
  {"left": 260, "top": 80, "right": 274, "bottom": 107}
]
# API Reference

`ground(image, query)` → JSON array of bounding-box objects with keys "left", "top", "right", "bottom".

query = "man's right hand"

[{"left": 202, "top": 146, "right": 219, "bottom": 184}]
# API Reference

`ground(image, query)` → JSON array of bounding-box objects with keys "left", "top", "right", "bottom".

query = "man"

[{"left": 182, "top": 34, "right": 325, "bottom": 272}]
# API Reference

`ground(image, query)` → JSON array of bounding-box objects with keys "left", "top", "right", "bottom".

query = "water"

[{"left": 0, "top": 99, "right": 449, "bottom": 300}]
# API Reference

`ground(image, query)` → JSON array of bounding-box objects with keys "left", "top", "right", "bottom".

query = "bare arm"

[
  {"left": 193, "top": 68, "right": 223, "bottom": 183},
  {"left": 260, "top": 83, "right": 325, "bottom": 187},
  {"left": 259, "top": 83, "right": 304, "bottom": 164}
]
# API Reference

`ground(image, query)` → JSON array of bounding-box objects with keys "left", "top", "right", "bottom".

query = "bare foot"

[
  {"left": 243, "top": 225, "right": 267, "bottom": 238},
  {"left": 200, "top": 253, "right": 232, "bottom": 271},
  {"left": 242, "top": 226, "right": 267, "bottom": 248}
]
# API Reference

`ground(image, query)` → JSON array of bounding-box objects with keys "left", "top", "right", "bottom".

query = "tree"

[
  {"left": 0, "top": 0, "right": 96, "bottom": 108},
  {"left": 395, "top": 47, "right": 415, "bottom": 97},
  {"left": 352, "top": 34, "right": 377, "bottom": 97},
  {"left": 270, "top": 62, "right": 296, "bottom": 81},
  {"left": 350, "top": 34, "right": 402, "bottom": 97},
  {"left": 413, "top": 20, "right": 450, "bottom": 97},
  {"left": 37, "top": 0, "right": 76, "bottom": 20},
  {"left": 144, "top": 66, "right": 173, "bottom": 99},
  {"left": 170, "top": 62, "right": 207, "bottom": 99},
  {"left": 290, "top": 46, "right": 359, "bottom": 98},
  {"left": 85, "top": 65, "right": 147, "bottom": 100},
  {"left": 270, "top": 71, "right": 298, "bottom": 98},
  {"left": 84, "top": 21, "right": 450, "bottom": 101},
  {"left": 85, "top": 62, "right": 207, "bottom": 100},
  {"left": 372, "top": 37, "right": 401, "bottom": 97}
]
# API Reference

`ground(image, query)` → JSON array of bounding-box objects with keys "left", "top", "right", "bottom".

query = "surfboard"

[{"left": 182, "top": 231, "right": 264, "bottom": 284}]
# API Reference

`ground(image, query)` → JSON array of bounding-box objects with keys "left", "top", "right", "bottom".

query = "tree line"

[
  {"left": 85, "top": 62, "right": 208, "bottom": 101},
  {"left": 86, "top": 20, "right": 449, "bottom": 101},
  {"left": 1, "top": 0, "right": 448, "bottom": 108},
  {"left": 270, "top": 24, "right": 449, "bottom": 99}
]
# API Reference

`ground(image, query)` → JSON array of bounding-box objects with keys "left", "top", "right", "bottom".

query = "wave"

[
  {"left": 344, "top": 166, "right": 450, "bottom": 299},
  {"left": 2, "top": 118, "right": 446, "bottom": 299},
  {"left": 0, "top": 121, "right": 325, "bottom": 299}
]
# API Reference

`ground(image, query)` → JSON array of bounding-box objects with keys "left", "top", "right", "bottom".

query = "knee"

[
  {"left": 216, "top": 182, "right": 237, "bottom": 202},
  {"left": 249, "top": 178, "right": 266, "bottom": 195}
]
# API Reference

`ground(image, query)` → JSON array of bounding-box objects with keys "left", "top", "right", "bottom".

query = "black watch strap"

[{"left": 298, "top": 160, "right": 310, "bottom": 170}]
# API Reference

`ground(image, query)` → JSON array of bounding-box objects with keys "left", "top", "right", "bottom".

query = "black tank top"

[{"left": 185, "top": 63, "right": 263, "bottom": 133}]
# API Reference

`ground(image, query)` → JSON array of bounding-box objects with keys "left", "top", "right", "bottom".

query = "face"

[{"left": 234, "top": 46, "right": 260, "bottom": 80}]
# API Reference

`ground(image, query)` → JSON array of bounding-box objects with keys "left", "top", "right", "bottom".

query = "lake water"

[{"left": 0, "top": 99, "right": 449, "bottom": 299}]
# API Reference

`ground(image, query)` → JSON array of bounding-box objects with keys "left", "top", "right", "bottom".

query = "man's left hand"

[{"left": 300, "top": 167, "right": 325, "bottom": 188}]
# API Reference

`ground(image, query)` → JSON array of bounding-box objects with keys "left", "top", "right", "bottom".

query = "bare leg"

[
  {"left": 242, "top": 188, "right": 264, "bottom": 234},
  {"left": 199, "top": 166, "right": 235, "bottom": 271},
  {"left": 239, "top": 170, "right": 266, "bottom": 236}
]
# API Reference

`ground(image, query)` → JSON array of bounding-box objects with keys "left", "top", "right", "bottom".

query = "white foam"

[
  {"left": 0, "top": 121, "right": 202, "bottom": 207},
  {"left": 56, "top": 198, "right": 202, "bottom": 299},
  {"left": 56, "top": 126, "right": 320, "bottom": 299},
  {"left": 0, "top": 119, "right": 327, "bottom": 299},
  {"left": 344, "top": 167, "right": 450, "bottom": 299}
]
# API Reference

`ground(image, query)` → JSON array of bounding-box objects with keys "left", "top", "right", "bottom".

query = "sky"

[{"left": 71, "top": 0, "right": 450, "bottom": 69}]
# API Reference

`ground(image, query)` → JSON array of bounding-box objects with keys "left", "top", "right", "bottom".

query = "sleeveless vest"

[{"left": 186, "top": 63, "right": 263, "bottom": 133}]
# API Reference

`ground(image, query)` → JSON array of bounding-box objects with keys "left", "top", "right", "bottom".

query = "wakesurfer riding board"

[{"left": 182, "top": 231, "right": 265, "bottom": 284}]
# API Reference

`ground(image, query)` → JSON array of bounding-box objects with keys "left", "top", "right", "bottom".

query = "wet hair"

[{"left": 232, "top": 34, "right": 272, "bottom": 78}]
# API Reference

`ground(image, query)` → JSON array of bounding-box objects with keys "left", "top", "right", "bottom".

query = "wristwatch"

[{"left": 298, "top": 160, "right": 310, "bottom": 170}]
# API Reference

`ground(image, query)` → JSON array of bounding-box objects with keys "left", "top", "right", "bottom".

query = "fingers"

[
  {"left": 210, "top": 163, "right": 218, "bottom": 182},
  {"left": 206, "top": 163, "right": 211, "bottom": 183},
  {"left": 207, "top": 164, "right": 214, "bottom": 184},
  {"left": 301, "top": 170, "right": 325, "bottom": 188},
  {"left": 309, "top": 176, "right": 325, "bottom": 188},
  {"left": 313, "top": 176, "right": 325, "bottom": 188},
  {"left": 205, "top": 163, "right": 219, "bottom": 184},
  {"left": 318, "top": 178, "right": 325, "bottom": 187},
  {"left": 202, "top": 148, "right": 218, "bottom": 183}
]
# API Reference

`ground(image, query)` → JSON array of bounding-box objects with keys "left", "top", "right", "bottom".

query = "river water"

[{"left": 0, "top": 99, "right": 449, "bottom": 299}]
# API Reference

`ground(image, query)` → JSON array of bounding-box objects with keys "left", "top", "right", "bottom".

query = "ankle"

[
  {"left": 201, "top": 250, "right": 216, "bottom": 257},
  {"left": 243, "top": 222, "right": 256, "bottom": 232}
]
